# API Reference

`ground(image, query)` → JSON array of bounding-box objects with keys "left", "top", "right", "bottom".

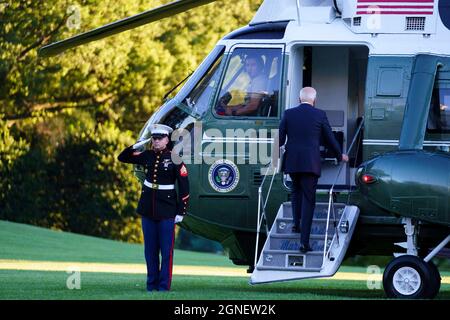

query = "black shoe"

[
  {"left": 292, "top": 225, "right": 300, "bottom": 233},
  {"left": 300, "top": 245, "right": 313, "bottom": 253}
]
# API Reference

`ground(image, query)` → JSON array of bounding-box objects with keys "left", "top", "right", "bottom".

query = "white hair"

[{"left": 299, "top": 87, "right": 317, "bottom": 103}]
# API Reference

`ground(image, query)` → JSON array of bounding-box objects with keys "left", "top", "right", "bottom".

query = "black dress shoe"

[
  {"left": 291, "top": 225, "right": 300, "bottom": 233},
  {"left": 300, "top": 245, "right": 313, "bottom": 253}
]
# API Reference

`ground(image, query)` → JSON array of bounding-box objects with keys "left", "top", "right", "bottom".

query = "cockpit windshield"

[
  {"left": 181, "top": 54, "right": 224, "bottom": 117},
  {"left": 174, "top": 46, "right": 225, "bottom": 118},
  {"left": 215, "top": 48, "right": 282, "bottom": 118}
]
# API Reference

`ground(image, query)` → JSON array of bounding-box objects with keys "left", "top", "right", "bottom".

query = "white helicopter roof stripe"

[
  {"left": 356, "top": 0, "right": 435, "bottom": 15},
  {"left": 238, "top": 0, "right": 450, "bottom": 56}
]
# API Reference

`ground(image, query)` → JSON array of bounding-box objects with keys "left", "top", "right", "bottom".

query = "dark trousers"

[
  {"left": 289, "top": 172, "right": 319, "bottom": 247},
  {"left": 141, "top": 216, "right": 176, "bottom": 291}
]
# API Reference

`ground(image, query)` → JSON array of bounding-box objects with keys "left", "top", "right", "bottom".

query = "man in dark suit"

[{"left": 279, "top": 87, "right": 348, "bottom": 253}]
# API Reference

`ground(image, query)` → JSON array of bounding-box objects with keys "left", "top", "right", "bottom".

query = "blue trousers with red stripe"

[{"left": 141, "top": 216, "right": 175, "bottom": 291}]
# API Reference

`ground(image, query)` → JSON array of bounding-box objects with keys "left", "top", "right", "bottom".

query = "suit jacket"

[{"left": 279, "top": 103, "right": 342, "bottom": 176}]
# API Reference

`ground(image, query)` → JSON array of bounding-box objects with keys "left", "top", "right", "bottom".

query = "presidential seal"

[{"left": 208, "top": 159, "right": 240, "bottom": 193}]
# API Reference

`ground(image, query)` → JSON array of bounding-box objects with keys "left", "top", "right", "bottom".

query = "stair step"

[
  {"left": 251, "top": 204, "right": 360, "bottom": 284},
  {"left": 274, "top": 218, "right": 337, "bottom": 235},
  {"left": 268, "top": 237, "right": 330, "bottom": 252},
  {"left": 277, "top": 217, "right": 332, "bottom": 222},
  {"left": 270, "top": 233, "right": 331, "bottom": 239},
  {"left": 256, "top": 265, "right": 322, "bottom": 272},
  {"left": 261, "top": 250, "right": 324, "bottom": 268},
  {"left": 282, "top": 202, "right": 346, "bottom": 219},
  {"left": 264, "top": 249, "right": 323, "bottom": 255}
]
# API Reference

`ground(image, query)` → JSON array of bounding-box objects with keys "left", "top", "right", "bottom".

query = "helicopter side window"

[
  {"left": 215, "top": 48, "right": 282, "bottom": 118},
  {"left": 427, "top": 88, "right": 450, "bottom": 134},
  {"left": 182, "top": 51, "right": 224, "bottom": 118}
]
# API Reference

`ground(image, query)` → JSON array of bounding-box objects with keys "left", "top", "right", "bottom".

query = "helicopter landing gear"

[
  {"left": 383, "top": 255, "right": 431, "bottom": 299},
  {"left": 383, "top": 220, "right": 448, "bottom": 299},
  {"left": 425, "top": 260, "right": 441, "bottom": 299},
  {"left": 383, "top": 218, "right": 428, "bottom": 299},
  {"left": 383, "top": 255, "right": 441, "bottom": 299},
  {"left": 393, "top": 218, "right": 418, "bottom": 257}
]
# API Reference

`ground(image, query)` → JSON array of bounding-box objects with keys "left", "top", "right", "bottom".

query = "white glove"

[
  {"left": 132, "top": 138, "right": 151, "bottom": 150},
  {"left": 174, "top": 215, "right": 184, "bottom": 224}
]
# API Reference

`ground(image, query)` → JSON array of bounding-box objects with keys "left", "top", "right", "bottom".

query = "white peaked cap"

[{"left": 150, "top": 124, "right": 173, "bottom": 136}]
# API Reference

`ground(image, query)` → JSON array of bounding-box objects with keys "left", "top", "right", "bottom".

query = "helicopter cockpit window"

[
  {"left": 215, "top": 48, "right": 282, "bottom": 118},
  {"left": 427, "top": 88, "right": 450, "bottom": 134},
  {"left": 181, "top": 51, "right": 224, "bottom": 118}
]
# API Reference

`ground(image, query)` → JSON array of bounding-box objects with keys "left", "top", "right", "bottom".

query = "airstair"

[
  {"left": 250, "top": 200, "right": 359, "bottom": 284},
  {"left": 250, "top": 120, "right": 364, "bottom": 285}
]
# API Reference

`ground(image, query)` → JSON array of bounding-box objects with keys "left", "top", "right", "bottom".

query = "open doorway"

[{"left": 287, "top": 44, "right": 369, "bottom": 188}]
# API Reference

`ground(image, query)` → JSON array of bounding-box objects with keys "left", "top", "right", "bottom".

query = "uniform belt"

[{"left": 144, "top": 180, "right": 175, "bottom": 190}]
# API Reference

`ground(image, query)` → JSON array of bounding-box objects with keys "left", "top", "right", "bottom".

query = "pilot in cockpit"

[{"left": 218, "top": 54, "right": 268, "bottom": 117}]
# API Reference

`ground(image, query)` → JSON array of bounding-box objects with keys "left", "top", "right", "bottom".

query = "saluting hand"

[
  {"left": 174, "top": 215, "right": 184, "bottom": 224},
  {"left": 132, "top": 138, "right": 151, "bottom": 150}
]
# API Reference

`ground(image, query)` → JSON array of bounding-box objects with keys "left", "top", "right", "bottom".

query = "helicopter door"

[
  {"left": 287, "top": 45, "right": 369, "bottom": 189},
  {"left": 198, "top": 46, "right": 284, "bottom": 230}
]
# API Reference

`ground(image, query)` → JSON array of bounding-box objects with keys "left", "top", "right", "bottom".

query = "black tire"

[
  {"left": 383, "top": 255, "right": 432, "bottom": 299},
  {"left": 425, "top": 260, "right": 441, "bottom": 299}
]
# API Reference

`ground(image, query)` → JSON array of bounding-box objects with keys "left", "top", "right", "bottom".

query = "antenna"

[{"left": 296, "top": 0, "right": 301, "bottom": 26}]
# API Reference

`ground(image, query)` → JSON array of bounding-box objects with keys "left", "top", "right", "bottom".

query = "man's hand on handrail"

[{"left": 342, "top": 154, "right": 349, "bottom": 162}]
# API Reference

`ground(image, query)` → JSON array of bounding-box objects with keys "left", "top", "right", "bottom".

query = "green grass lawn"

[
  {"left": 0, "top": 220, "right": 232, "bottom": 267},
  {"left": 0, "top": 270, "right": 390, "bottom": 300},
  {"left": 0, "top": 220, "right": 449, "bottom": 300}
]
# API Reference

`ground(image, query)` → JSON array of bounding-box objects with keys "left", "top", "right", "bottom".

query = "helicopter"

[{"left": 39, "top": 0, "right": 450, "bottom": 299}]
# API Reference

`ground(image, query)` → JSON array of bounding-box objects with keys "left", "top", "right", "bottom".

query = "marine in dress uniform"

[{"left": 118, "top": 124, "right": 189, "bottom": 291}]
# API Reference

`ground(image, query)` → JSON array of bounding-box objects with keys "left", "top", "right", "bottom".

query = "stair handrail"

[
  {"left": 254, "top": 159, "right": 278, "bottom": 268},
  {"left": 322, "top": 118, "right": 365, "bottom": 268}
]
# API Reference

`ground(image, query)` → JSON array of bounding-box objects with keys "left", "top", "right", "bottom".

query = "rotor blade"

[{"left": 39, "top": 0, "right": 217, "bottom": 57}]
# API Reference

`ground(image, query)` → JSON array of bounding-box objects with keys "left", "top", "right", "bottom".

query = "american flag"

[{"left": 356, "top": 0, "right": 435, "bottom": 15}]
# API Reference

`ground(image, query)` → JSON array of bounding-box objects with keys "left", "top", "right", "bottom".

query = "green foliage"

[
  {"left": 0, "top": 115, "right": 143, "bottom": 242},
  {"left": 0, "top": 115, "right": 30, "bottom": 211},
  {"left": 0, "top": 0, "right": 263, "bottom": 131},
  {"left": 0, "top": 116, "right": 30, "bottom": 172},
  {"left": 48, "top": 120, "right": 142, "bottom": 240}
]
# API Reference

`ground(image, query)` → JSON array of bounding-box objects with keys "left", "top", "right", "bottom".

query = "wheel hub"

[{"left": 393, "top": 266, "right": 421, "bottom": 296}]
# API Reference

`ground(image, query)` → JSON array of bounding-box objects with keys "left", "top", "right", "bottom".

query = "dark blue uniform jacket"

[
  {"left": 118, "top": 146, "right": 189, "bottom": 219},
  {"left": 279, "top": 103, "right": 342, "bottom": 176}
]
